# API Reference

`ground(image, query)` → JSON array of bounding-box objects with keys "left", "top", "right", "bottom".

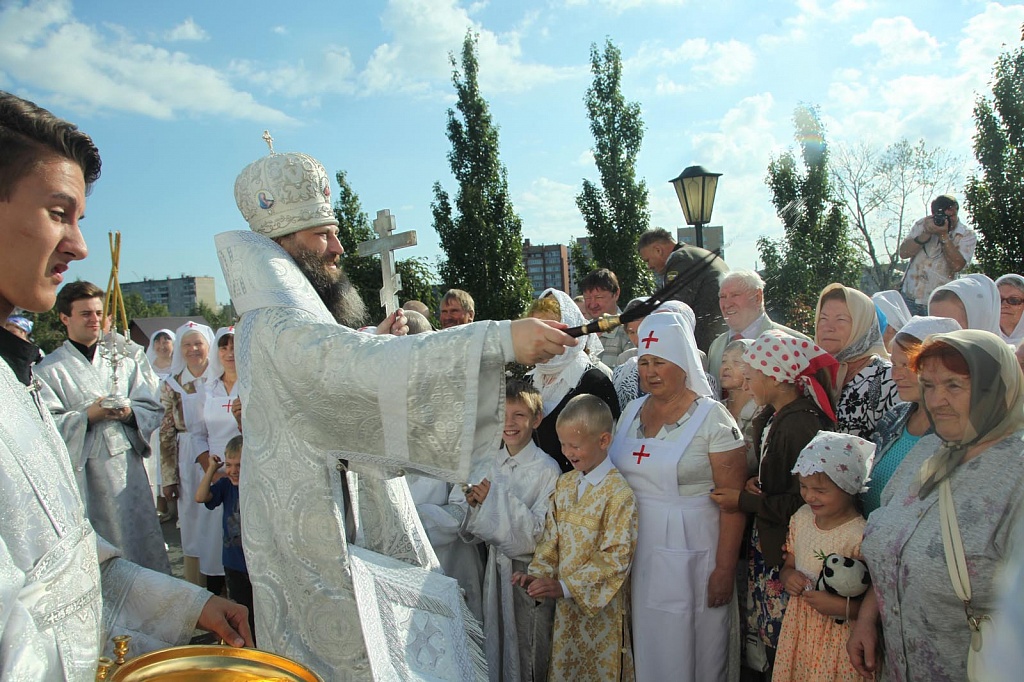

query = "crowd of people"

[{"left": 3, "top": 89, "right": 1024, "bottom": 681}]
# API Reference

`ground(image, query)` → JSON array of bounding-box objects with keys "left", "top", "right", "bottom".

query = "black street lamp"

[{"left": 669, "top": 165, "right": 722, "bottom": 249}]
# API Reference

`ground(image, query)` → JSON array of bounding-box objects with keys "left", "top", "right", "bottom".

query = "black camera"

[
  {"left": 930, "top": 196, "right": 957, "bottom": 228},
  {"left": 932, "top": 210, "right": 947, "bottom": 227}
]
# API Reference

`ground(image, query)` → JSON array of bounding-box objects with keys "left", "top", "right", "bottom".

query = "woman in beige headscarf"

[
  {"left": 849, "top": 330, "right": 1024, "bottom": 680},
  {"left": 815, "top": 283, "right": 900, "bottom": 439}
]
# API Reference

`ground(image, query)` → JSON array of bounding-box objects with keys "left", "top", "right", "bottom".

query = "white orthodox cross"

[{"left": 356, "top": 209, "right": 418, "bottom": 316}]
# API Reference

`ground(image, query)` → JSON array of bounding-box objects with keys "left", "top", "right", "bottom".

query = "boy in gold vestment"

[{"left": 513, "top": 395, "right": 638, "bottom": 681}]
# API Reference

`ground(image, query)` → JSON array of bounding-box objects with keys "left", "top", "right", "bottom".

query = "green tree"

[
  {"left": 333, "top": 170, "right": 437, "bottom": 323},
  {"left": 758, "top": 105, "right": 862, "bottom": 333},
  {"left": 432, "top": 30, "right": 532, "bottom": 321},
  {"left": 832, "top": 138, "right": 963, "bottom": 291},
  {"left": 964, "top": 34, "right": 1024, "bottom": 277},
  {"left": 576, "top": 38, "right": 654, "bottom": 302},
  {"left": 189, "top": 301, "right": 233, "bottom": 329},
  {"left": 124, "top": 293, "right": 169, "bottom": 321}
]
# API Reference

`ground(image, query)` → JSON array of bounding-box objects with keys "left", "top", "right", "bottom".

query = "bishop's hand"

[
  {"left": 376, "top": 308, "right": 408, "bottom": 336},
  {"left": 510, "top": 318, "right": 576, "bottom": 365}
]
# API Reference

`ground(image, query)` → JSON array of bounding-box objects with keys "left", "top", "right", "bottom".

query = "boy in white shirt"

[{"left": 462, "top": 378, "right": 561, "bottom": 681}]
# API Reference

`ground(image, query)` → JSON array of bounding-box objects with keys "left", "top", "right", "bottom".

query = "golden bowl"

[{"left": 110, "top": 645, "right": 324, "bottom": 681}]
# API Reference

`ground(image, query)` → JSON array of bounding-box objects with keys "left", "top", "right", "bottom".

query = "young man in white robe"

[
  {"left": 0, "top": 90, "right": 251, "bottom": 679},
  {"left": 217, "top": 143, "right": 576, "bottom": 679},
  {"left": 461, "top": 378, "right": 561, "bottom": 682},
  {"left": 35, "top": 280, "right": 169, "bottom": 573}
]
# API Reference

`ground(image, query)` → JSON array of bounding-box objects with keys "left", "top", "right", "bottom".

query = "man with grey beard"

[{"left": 216, "top": 145, "right": 575, "bottom": 678}]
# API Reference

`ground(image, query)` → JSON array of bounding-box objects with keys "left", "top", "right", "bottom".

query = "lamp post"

[{"left": 669, "top": 165, "right": 721, "bottom": 249}]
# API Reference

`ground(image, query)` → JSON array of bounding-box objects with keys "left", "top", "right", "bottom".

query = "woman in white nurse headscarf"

[
  {"left": 608, "top": 311, "right": 748, "bottom": 682},
  {"left": 527, "top": 288, "right": 620, "bottom": 472}
]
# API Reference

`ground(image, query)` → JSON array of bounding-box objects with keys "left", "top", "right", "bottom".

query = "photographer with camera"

[{"left": 898, "top": 194, "right": 977, "bottom": 316}]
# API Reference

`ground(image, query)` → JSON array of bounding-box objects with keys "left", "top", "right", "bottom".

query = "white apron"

[
  {"left": 166, "top": 375, "right": 207, "bottom": 560},
  {"left": 195, "top": 379, "right": 240, "bottom": 577},
  {"left": 610, "top": 396, "right": 729, "bottom": 682}
]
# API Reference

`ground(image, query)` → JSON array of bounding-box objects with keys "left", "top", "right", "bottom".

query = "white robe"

[
  {"left": 216, "top": 230, "right": 514, "bottom": 680},
  {"left": 406, "top": 475, "right": 484, "bottom": 621},
  {"left": 34, "top": 340, "right": 169, "bottom": 573},
  {"left": 0, "top": 358, "right": 209, "bottom": 680},
  {"left": 460, "top": 442, "right": 560, "bottom": 682}
]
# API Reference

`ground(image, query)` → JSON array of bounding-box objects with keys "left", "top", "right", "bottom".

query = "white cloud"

[
  {"left": 360, "top": 0, "right": 578, "bottom": 96},
  {"left": 757, "top": 0, "right": 869, "bottom": 48},
  {"left": 632, "top": 38, "right": 756, "bottom": 94},
  {"left": 272, "top": 25, "right": 288, "bottom": 35},
  {"left": 516, "top": 177, "right": 586, "bottom": 243},
  {"left": 165, "top": 17, "right": 208, "bottom": 42},
  {"left": 956, "top": 2, "right": 1024, "bottom": 81},
  {"left": 230, "top": 46, "right": 358, "bottom": 99},
  {"left": 0, "top": 0, "right": 290, "bottom": 122},
  {"left": 576, "top": 148, "right": 596, "bottom": 167},
  {"left": 851, "top": 17, "right": 939, "bottom": 67}
]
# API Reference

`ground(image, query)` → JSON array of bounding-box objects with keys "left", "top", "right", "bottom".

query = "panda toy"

[{"left": 815, "top": 552, "right": 871, "bottom": 623}]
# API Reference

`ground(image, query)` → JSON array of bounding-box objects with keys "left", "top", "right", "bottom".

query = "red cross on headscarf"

[
  {"left": 632, "top": 444, "right": 651, "bottom": 464},
  {"left": 640, "top": 331, "right": 659, "bottom": 349}
]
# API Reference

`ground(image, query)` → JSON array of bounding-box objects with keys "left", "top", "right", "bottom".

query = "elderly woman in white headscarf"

[
  {"left": 928, "top": 273, "right": 1001, "bottom": 334},
  {"left": 996, "top": 274, "right": 1024, "bottom": 345},
  {"left": 850, "top": 330, "right": 1024, "bottom": 681},
  {"left": 144, "top": 327, "right": 175, "bottom": 515},
  {"left": 609, "top": 312, "right": 747, "bottom": 682},
  {"left": 528, "top": 288, "right": 620, "bottom": 472},
  {"left": 815, "top": 283, "right": 900, "bottom": 440},
  {"left": 159, "top": 321, "right": 215, "bottom": 586}
]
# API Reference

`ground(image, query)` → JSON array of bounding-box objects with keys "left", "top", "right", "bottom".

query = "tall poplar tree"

[
  {"left": 757, "top": 105, "right": 862, "bottom": 332},
  {"left": 576, "top": 38, "right": 654, "bottom": 301},
  {"left": 432, "top": 31, "right": 532, "bottom": 321},
  {"left": 964, "top": 34, "right": 1024, "bottom": 276}
]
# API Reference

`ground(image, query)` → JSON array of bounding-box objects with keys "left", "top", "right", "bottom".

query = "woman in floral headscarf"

[
  {"left": 849, "top": 330, "right": 1024, "bottom": 681},
  {"left": 815, "top": 283, "right": 900, "bottom": 439},
  {"left": 528, "top": 288, "right": 620, "bottom": 471}
]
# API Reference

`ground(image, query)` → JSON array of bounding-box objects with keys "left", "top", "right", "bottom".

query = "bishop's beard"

[{"left": 291, "top": 249, "right": 367, "bottom": 328}]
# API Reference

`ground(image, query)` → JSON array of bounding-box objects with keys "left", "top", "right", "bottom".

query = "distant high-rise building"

[
  {"left": 522, "top": 240, "right": 570, "bottom": 298},
  {"left": 676, "top": 225, "right": 725, "bottom": 261},
  {"left": 121, "top": 275, "right": 218, "bottom": 316},
  {"left": 567, "top": 237, "right": 593, "bottom": 296}
]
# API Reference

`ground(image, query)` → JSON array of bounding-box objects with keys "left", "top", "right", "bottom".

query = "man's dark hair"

[
  {"left": 580, "top": 268, "right": 620, "bottom": 295},
  {"left": 0, "top": 91, "right": 101, "bottom": 200},
  {"left": 637, "top": 228, "right": 676, "bottom": 250},
  {"left": 56, "top": 281, "right": 104, "bottom": 317}
]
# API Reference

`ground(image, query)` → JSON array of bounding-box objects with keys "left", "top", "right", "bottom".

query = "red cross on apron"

[
  {"left": 222, "top": 400, "right": 234, "bottom": 413},
  {"left": 632, "top": 444, "right": 651, "bottom": 465}
]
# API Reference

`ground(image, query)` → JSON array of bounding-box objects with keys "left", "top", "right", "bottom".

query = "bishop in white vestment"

[{"left": 218, "top": 144, "right": 575, "bottom": 680}]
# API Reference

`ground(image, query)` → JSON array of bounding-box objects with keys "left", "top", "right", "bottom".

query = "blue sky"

[{"left": 2, "top": 0, "right": 1022, "bottom": 306}]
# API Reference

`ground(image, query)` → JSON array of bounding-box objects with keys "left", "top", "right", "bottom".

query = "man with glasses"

[
  {"left": 580, "top": 268, "right": 634, "bottom": 367},
  {"left": 899, "top": 194, "right": 977, "bottom": 316}
]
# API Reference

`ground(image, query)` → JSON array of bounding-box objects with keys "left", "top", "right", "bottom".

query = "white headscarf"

[
  {"left": 792, "top": 430, "right": 876, "bottom": 495},
  {"left": 528, "top": 288, "right": 598, "bottom": 415},
  {"left": 929, "top": 273, "right": 1001, "bottom": 335},
  {"left": 872, "top": 291, "right": 911, "bottom": 333},
  {"left": 145, "top": 328, "right": 175, "bottom": 377},
  {"left": 995, "top": 274, "right": 1024, "bottom": 345},
  {"left": 204, "top": 326, "right": 236, "bottom": 381},
  {"left": 637, "top": 312, "right": 713, "bottom": 397},
  {"left": 169, "top": 321, "right": 214, "bottom": 379},
  {"left": 653, "top": 300, "right": 696, "bottom": 332},
  {"left": 895, "top": 316, "right": 962, "bottom": 344}
]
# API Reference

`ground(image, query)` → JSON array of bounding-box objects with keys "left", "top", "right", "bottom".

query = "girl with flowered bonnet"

[
  {"left": 711, "top": 330, "right": 838, "bottom": 674},
  {"left": 773, "top": 431, "right": 875, "bottom": 681}
]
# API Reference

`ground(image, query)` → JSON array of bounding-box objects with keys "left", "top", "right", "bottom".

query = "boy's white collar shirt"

[
  {"left": 578, "top": 455, "right": 614, "bottom": 500},
  {"left": 499, "top": 440, "right": 543, "bottom": 470}
]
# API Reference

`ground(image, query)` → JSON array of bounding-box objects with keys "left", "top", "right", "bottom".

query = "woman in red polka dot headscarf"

[{"left": 710, "top": 329, "right": 839, "bottom": 676}]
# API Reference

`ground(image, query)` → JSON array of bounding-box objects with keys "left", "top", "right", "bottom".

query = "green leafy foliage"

[
  {"left": 758, "top": 105, "right": 862, "bottom": 333},
  {"left": 576, "top": 39, "right": 655, "bottom": 302},
  {"left": 964, "top": 37, "right": 1024, "bottom": 277},
  {"left": 433, "top": 31, "right": 533, "bottom": 321}
]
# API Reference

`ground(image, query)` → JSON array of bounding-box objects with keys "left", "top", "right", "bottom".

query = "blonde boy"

[
  {"left": 462, "top": 379, "right": 561, "bottom": 681},
  {"left": 512, "top": 395, "right": 638, "bottom": 682}
]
